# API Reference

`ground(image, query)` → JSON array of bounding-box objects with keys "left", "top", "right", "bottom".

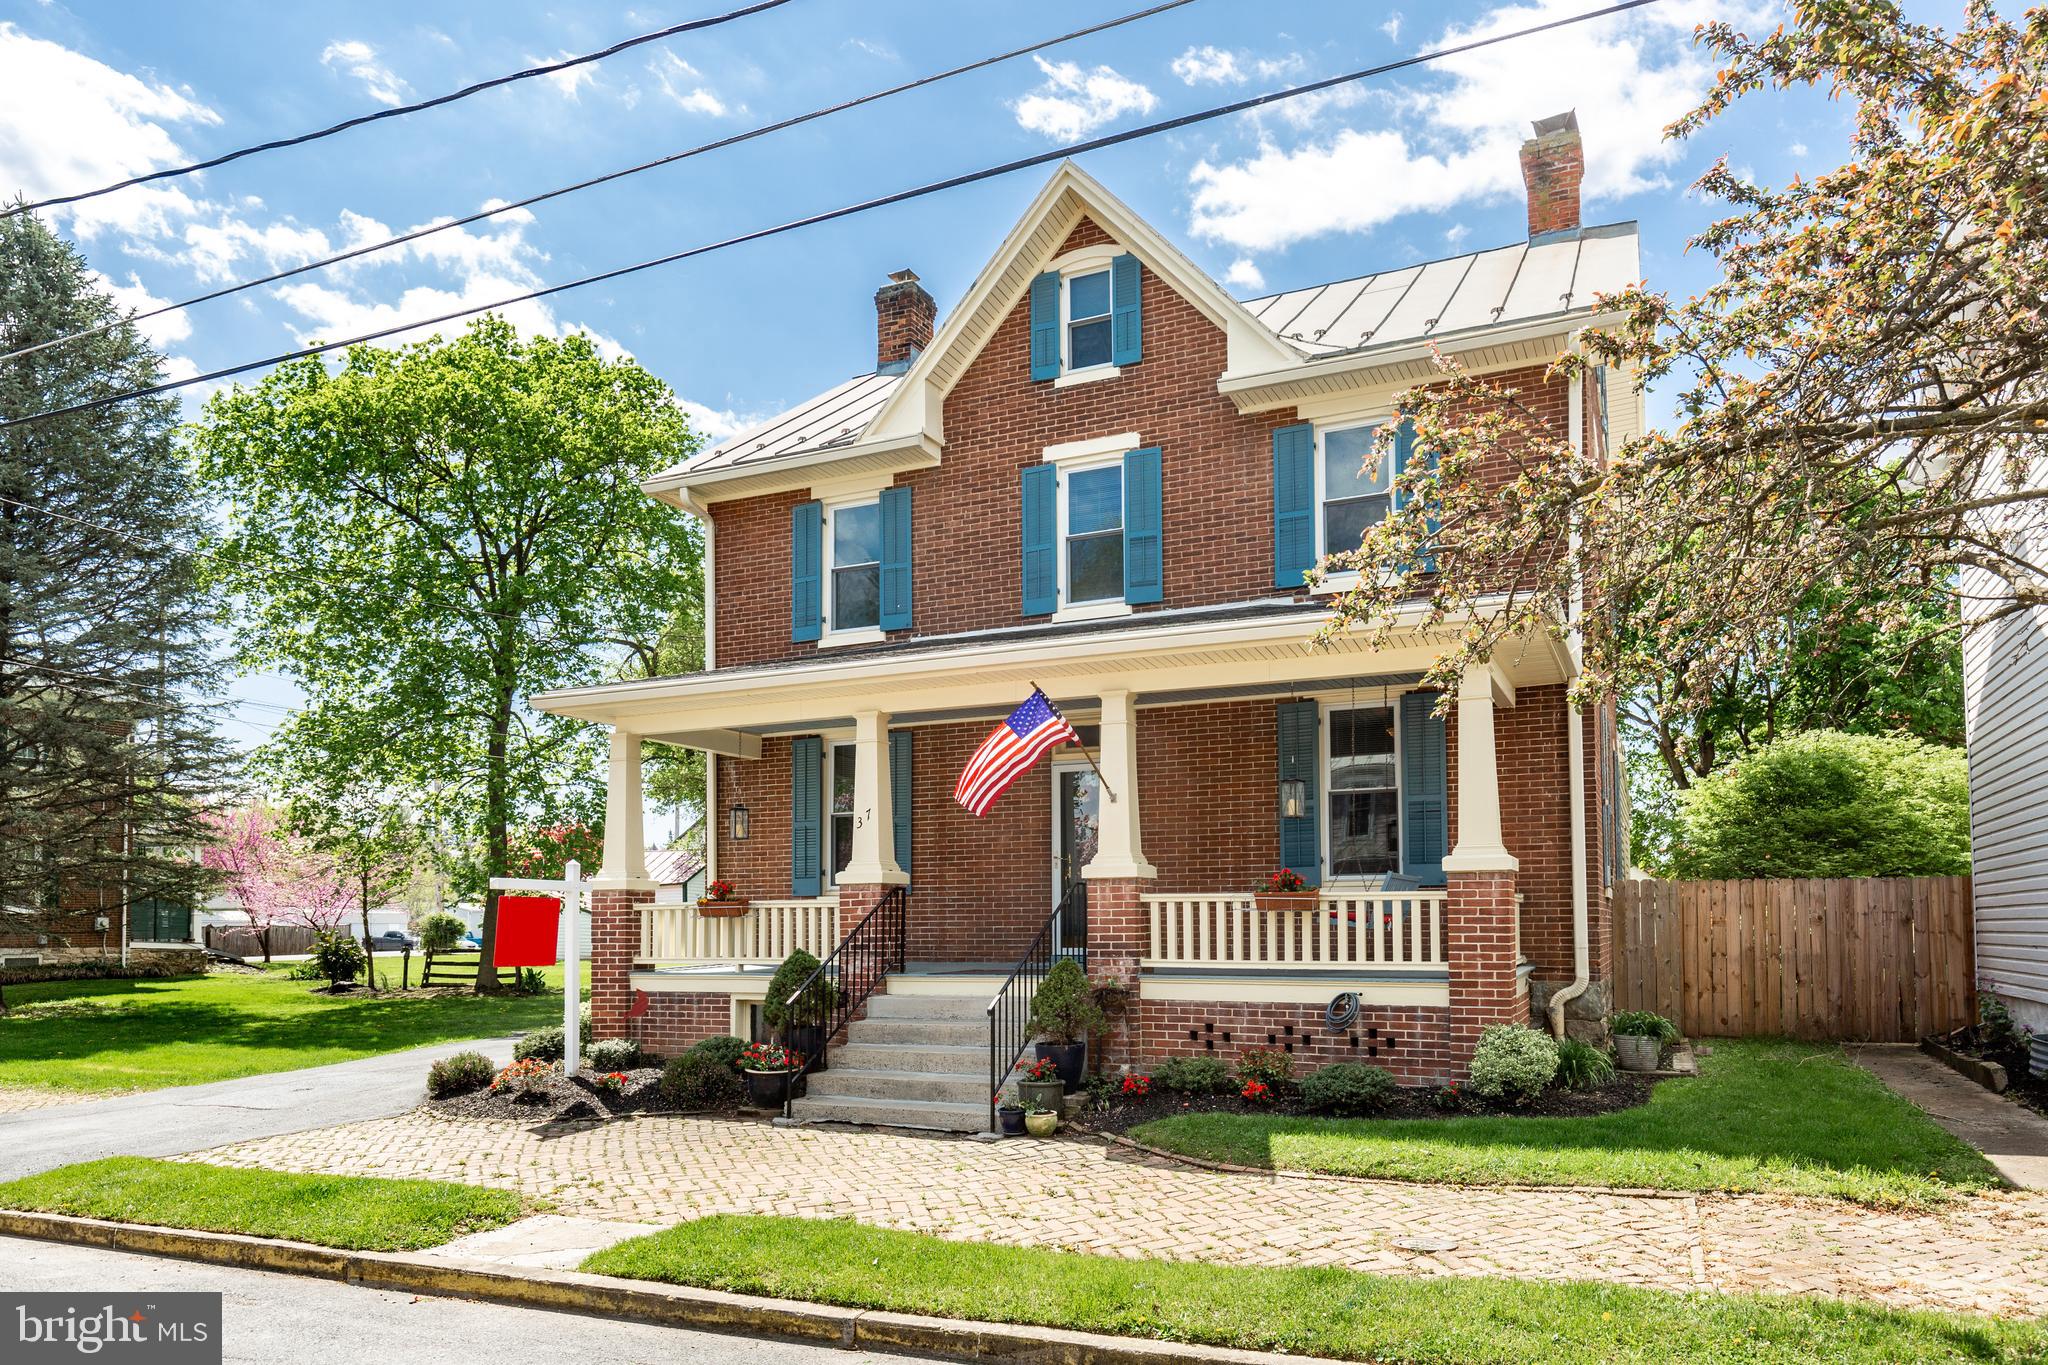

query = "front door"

[{"left": 1052, "top": 762, "right": 1099, "bottom": 956}]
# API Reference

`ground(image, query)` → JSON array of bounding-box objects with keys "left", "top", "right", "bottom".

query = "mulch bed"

[
  {"left": 1076, "top": 1075, "right": 1658, "bottom": 1135},
  {"left": 427, "top": 1064, "right": 760, "bottom": 1124}
]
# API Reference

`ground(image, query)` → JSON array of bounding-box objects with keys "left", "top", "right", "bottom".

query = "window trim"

[
  {"left": 1312, "top": 419, "right": 1392, "bottom": 595},
  {"left": 819, "top": 494, "right": 886, "bottom": 647},
  {"left": 1063, "top": 267, "right": 1114, "bottom": 375},
  {"left": 1317, "top": 693, "right": 1405, "bottom": 885},
  {"left": 824, "top": 739, "right": 857, "bottom": 889},
  {"left": 1052, "top": 454, "right": 1134, "bottom": 623}
]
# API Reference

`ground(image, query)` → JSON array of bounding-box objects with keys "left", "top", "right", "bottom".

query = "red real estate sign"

[{"left": 493, "top": 895, "right": 561, "bottom": 968}]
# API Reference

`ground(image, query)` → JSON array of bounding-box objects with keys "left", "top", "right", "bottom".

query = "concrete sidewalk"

[
  {"left": 1849, "top": 1043, "right": 2048, "bottom": 1190},
  {"left": 0, "top": 1035, "right": 517, "bottom": 1182}
]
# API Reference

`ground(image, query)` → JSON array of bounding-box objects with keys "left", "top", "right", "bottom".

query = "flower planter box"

[
  {"left": 996, "top": 1106, "right": 1027, "bottom": 1137},
  {"left": 696, "top": 898, "right": 749, "bottom": 918},
  {"left": 1025, "top": 1110, "right": 1059, "bottom": 1138},
  {"left": 1017, "top": 1078, "right": 1066, "bottom": 1113},
  {"left": 1254, "top": 892, "right": 1320, "bottom": 913},
  {"left": 743, "top": 1068, "right": 793, "bottom": 1108},
  {"left": 1614, "top": 1034, "right": 1662, "bottom": 1072},
  {"left": 1034, "top": 1041, "right": 1087, "bottom": 1092}
]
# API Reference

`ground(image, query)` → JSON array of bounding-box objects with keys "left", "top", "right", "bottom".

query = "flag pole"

[{"left": 1032, "top": 681, "right": 1117, "bottom": 804}]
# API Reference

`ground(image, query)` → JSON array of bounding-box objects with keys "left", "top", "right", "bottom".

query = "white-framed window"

[
  {"left": 1064, "top": 268, "right": 1114, "bottom": 372},
  {"left": 1318, "top": 422, "right": 1393, "bottom": 564},
  {"left": 1323, "top": 700, "right": 1400, "bottom": 880},
  {"left": 825, "top": 741, "right": 857, "bottom": 886},
  {"left": 823, "top": 498, "right": 882, "bottom": 637},
  {"left": 1059, "top": 458, "right": 1124, "bottom": 606}
]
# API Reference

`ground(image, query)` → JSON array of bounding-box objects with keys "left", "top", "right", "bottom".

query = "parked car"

[
  {"left": 459, "top": 931, "right": 482, "bottom": 949},
  {"left": 367, "top": 929, "right": 418, "bottom": 952}
]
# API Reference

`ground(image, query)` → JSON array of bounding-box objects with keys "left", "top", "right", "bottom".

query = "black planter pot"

[
  {"left": 784, "top": 1024, "right": 828, "bottom": 1073},
  {"left": 1034, "top": 1041, "right": 1087, "bottom": 1092},
  {"left": 997, "top": 1106, "right": 1027, "bottom": 1137},
  {"left": 744, "top": 1068, "right": 794, "bottom": 1109}
]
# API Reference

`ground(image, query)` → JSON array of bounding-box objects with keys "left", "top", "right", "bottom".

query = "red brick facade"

[{"left": 1126, "top": 1001, "right": 1454, "bottom": 1086}]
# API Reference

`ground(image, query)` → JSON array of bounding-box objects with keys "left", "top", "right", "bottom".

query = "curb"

[
  {"left": 1920, "top": 1037, "right": 2010, "bottom": 1094},
  {"left": 0, "top": 1209, "right": 1292, "bottom": 1365}
]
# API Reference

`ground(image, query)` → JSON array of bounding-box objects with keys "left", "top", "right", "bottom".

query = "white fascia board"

[{"left": 641, "top": 432, "right": 942, "bottom": 509}]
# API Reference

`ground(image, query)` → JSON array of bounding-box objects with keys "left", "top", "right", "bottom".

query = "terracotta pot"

[
  {"left": 1034, "top": 1041, "right": 1087, "bottom": 1092},
  {"left": 1614, "top": 1034, "right": 1662, "bottom": 1072},
  {"left": 997, "top": 1106, "right": 1027, "bottom": 1137},
  {"left": 697, "top": 898, "right": 749, "bottom": 918},
  {"left": 1254, "top": 892, "right": 1320, "bottom": 913},
  {"left": 1017, "top": 1078, "right": 1066, "bottom": 1114},
  {"left": 743, "top": 1068, "right": 793, "bottom": 1108},
  {"left": 1025, "top": 1110, "right": 1059, "bottom": 1138}
]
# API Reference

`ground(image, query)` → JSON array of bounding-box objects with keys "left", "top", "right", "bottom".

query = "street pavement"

[
  {"left": 0, "top": 1037, "right": 519, "bottom": 1181},
  {"left": 0, "top": 1236, "right": 890, "bottom": 1364}
]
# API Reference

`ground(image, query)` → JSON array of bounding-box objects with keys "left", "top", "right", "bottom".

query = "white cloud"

[
  {"left": 174, "top": 216, "right": 332, "bottom": 282},
  {"left": 0, "top": 22, "right": 218, "bottom": 238},
  {"left": 650, "top": 51, "right": 727, "bottom": 116},
  {"left": 1789, "top": 140, "right": 1808, "bottom": 157},
  {"left": 1445, "top": 222, "right": 1470, "bottom": 245},
  {"left": 87, "top": 269, "right": 191, "bottom": 346},
  {"left": 1381, "top": 13, "right": 1405, "bottom": 41},
  {"left": 1188, "top": 0, "right": 1745, "bottom": 251},
  {"left": 1172, "top": 45, "right": 1244, "bottom": 85},
  {"left": 1222, "top": 258, "right": 1265, "bottom": 292},
  {"left": 674, "top": 397, "right": 750, "bottom": 443},
  {"left": 844, "top": 36, "right": 897, "bottom": 61},
  {"left": 1012, "top": 55, "right": 1157, "bottom": 142},
  {"left": 320, "top": 39, "right": 408, "bottom": 107},
  {"left": 530, "top": 52, "right": 596, "bottom": 100}
]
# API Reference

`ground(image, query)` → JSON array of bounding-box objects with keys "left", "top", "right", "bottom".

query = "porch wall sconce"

[
  {"left": 1278, "top": 777, "right": 1307, "bottom": 820},
  {"left": 729, "top": 802, "right": 750, "bottom": 841}
]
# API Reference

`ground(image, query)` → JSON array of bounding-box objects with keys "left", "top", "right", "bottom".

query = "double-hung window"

[
  {"left": 825, "top": 500, "right": 881, "bottom": 636},
  {"left": 1320, "top": 423, "right": 1393, "bottom": 562},
  {"left": 1326, "top": 703, "right": 1399, "bottom": 878},
  {"left": 1062, "top": 462, "right": 1123, "bottom": 605},
  {"left": 1065, "top": 269, "right": 1113, "bottom": 372}
]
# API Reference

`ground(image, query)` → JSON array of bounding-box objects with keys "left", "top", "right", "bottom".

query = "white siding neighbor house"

[{"left": 1962, "top": 537, "right": 2048, "bottom": 1075}]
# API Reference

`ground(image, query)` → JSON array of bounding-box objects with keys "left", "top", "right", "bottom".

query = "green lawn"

[
  {"left": 584, "top": 1215, "right": 2048, "bottom": 1365},
  {"left": 0, "top": 965, "right": 583, "bottom": 1094},
  {"left": 1127, "top": 1040, "right": 1998, "bottom": 1207},
  {"left": 0, "top": 1157, "right": 523, "bottom": 1250}
]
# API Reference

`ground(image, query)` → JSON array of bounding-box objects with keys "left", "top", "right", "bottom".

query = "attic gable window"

[{"left": 1066, "top": 270, "right": 1113, "bottom": 371}]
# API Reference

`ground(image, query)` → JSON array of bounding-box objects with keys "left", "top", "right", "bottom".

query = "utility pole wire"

[
  {"left": 0, "top": 0, "right": 1665, "bottom": 433},
  {"left": 0, "top": 0, "right": 803, "bottom": 219},
  {"left": 0, "top": 0, "right": 1200, "bottom": 365}
]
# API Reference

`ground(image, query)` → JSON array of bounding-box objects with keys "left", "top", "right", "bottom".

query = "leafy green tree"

[
  {"left": 0, "top": 208, "right": 228, "bottom": 930},
  {"left": 1669, "top": 731, "right": 1969, "bottom": 880},
  {"left": 192, "top": 317, "right": 702, "bottom": 989},
  {"left": 273, "top": 768, "right": 421, "bottom": 991}
]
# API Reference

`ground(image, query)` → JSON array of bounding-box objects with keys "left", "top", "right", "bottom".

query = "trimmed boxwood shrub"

[
  {"left": 1554, "top": 1038, "right": 1616, "bottom": 1090},
  {"left": 309, "top": 930, "right": 365, "bottom": 989},
  {"left": 514, "top": 1026, "right": 566, "bottom": 1062},
  {"left": 1300, "top": 1062, "right": 1397, "bottom": 1116},
  {"left": 1467, "top": 1025, "right": 1559, "bottom": 1106},
  {"left": 688, "top": 1034, "right": 748, "bottom": 1070},
  {"left": 586, "top": 1038, "right": 642, "bottom": 1070},
  {"left": 659, "top": 1052, "right": 741, "bottom": 1110},
  {"left": 426, "top": 1050, "right": 495, "bottom": 1098},
  {"left": 763, "top": 950, "right": 839, "bottom": 1031},
  {"left": 1026, "top": 958, "right": 1106, "bottom": 1045},
  {"left": 1151, "top": 1056, "right": 1232, "bottom": 1095}
]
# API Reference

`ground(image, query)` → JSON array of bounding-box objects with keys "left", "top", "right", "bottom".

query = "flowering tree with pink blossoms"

[{"left": 199, "top": 805, "right": 351, "bottom": 958}]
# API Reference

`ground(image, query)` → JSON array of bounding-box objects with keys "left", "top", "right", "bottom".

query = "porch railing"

[
  {"left": 638, "top": 897, "right": 839, "bottom": 965},
  {"left": 985, "top": 882, "right": 1086, "bottom": 1134},
  {"left": 1142, "top": 890, "right": 1447, "bottom": 970},
  {"left": 781, "top": 886, "right": 907, "bottom": 1119}
]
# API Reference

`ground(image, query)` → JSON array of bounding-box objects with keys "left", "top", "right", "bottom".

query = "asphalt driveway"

[{"left": 0, "top": 1035, "right": 518, "bottom": 1182}]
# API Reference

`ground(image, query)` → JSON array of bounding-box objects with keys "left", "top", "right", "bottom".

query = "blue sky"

[{"left": 0, "top": 0, "right": 1875, "bottom": 767}]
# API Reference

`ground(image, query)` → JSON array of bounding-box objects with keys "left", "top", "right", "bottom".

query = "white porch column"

[
  {"left": 1082, "top": 687, "right": 1156, "bottom": 881},
  {"left": 1441, "top": 664, "right": 1519, "bottom": 873},
  {"left": 595, "top": 727, "right": 654, "bottom": 888},
  {"left": 838, "top": 709, "right": 908, "bottom": 886}
]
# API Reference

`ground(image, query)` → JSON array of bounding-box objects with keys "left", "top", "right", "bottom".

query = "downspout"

[{"left": 1548, "top": 335, "right": 1591, "bottom": 1038}]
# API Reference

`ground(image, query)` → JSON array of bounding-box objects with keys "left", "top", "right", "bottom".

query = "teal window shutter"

[
  {"left": 1390, "top": 420, "right": 1436, "bottom": 574},
  {"left": 1122, "top": 446, "right": 1162, "bottom": 604},
  {"left": 879, "top": 485, "right": 912, "bottom": 631},
  {"left": 1271, "top": 423, "right": 1315, "bottom": 588},
  {"left": 1029, "top": 270, "right": 1061, "bottom": 381},
  {"left": 889, "top": 729, "right": 913, "bottom": 876},
  {"left": 1110, "top": 252, "right": 1142, "bottom": 366},
  {"left": 1276, "top": 700, "right": 1320, "bottom": 883},
  {"left": 1399, "top": 691, "right": 1447, "bottom": 884},
  {"left": 1020, "top": 463, "right": 1057, "bottom": 615},
  {"left": 791, "top": 735, "right": 822, "bottom": 896},
  {"left": 790, "top": 500, "right": 822, "bottom": 642}
]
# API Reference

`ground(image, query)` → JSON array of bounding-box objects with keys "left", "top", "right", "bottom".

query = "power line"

[
  {"left": 0, "top": 0, "right": 1665, "bottom": 433},
  {"left": 0, "top": 0, "right": 803, "bottom": 220},
  {"left": 0, "top": 1, "right": 1201, "bottom": 365}
]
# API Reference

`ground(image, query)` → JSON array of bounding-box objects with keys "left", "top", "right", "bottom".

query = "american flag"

[{"left": 953, "top": 689, "right": 1077, "bottom": 816}]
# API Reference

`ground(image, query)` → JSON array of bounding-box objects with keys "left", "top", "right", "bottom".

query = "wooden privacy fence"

[
  {"left": 203, "top": 924, "right": 318, "bottom": 957},
  {"left": 1611, "top": 876, "right": 1974, "bottom": 1042}
]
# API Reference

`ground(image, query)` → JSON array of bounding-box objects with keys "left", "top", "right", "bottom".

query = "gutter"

[{"left": 1549, "top": 332, "right": 1591, "bottom": 1039}]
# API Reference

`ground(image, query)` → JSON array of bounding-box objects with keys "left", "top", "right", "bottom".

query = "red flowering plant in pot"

[
  {"left": 1253, "top": 868, "right": 1318, "bottom": 913},
  {"left": 697, "top": 877, "right": 749, "bottom": 918},
  {"left": 738, "top": 1041, "right": 802, "bottom": 1109},
  {"left": 1016, "top": 1054, "right": 1066, "bottom": 1114}
]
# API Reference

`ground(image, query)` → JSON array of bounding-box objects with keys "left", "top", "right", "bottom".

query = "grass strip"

[
  {"left": 1129, "top": 1039, "right": 1997, "bottom": 1207},
  {"left": 0, "top": 1157, "right": 523, "bottom": 1251},
  {"left": 583, "top": 1214, "right": 2047, "bottom": 1365}
]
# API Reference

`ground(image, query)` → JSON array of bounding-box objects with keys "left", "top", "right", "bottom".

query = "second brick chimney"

[
  {"left": 874, "top": 268, "right": 935, "bottom": 375},
  {"left": 1520, "top": 111, "right": 1584, "bottom": 240}
]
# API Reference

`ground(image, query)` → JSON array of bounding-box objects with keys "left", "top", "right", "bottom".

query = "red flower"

[
  {"left": 1121, "top": 1074, "right": 1152, "bottom": 1096},
  {"left": 1241, "top": 1079, "right": 1272, "bottom": 1102}
]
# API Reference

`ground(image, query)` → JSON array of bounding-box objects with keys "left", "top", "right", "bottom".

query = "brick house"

[{"left": 535, "top": 113, "right": 1639, "bottom": 1128}]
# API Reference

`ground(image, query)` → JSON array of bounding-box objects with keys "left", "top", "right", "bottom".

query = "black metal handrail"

[
  {"left": 986, "top": 881, "right": 1086, "bottom": 1132},
  {"left": 781, "top": 885, "right": 907, "bottom": 1118}
]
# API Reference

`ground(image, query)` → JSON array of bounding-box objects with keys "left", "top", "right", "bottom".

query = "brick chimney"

[
  {"left": 874, "top": 268, "right": 935, "bottom": 375},
  {"left": 1520, "top": 111, "right": 1584, "bottom": 240}
]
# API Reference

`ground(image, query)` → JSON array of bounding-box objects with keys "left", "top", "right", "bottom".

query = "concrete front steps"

[{"left": 786, "top": 981, "right": 991, "bottom": 1133}]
